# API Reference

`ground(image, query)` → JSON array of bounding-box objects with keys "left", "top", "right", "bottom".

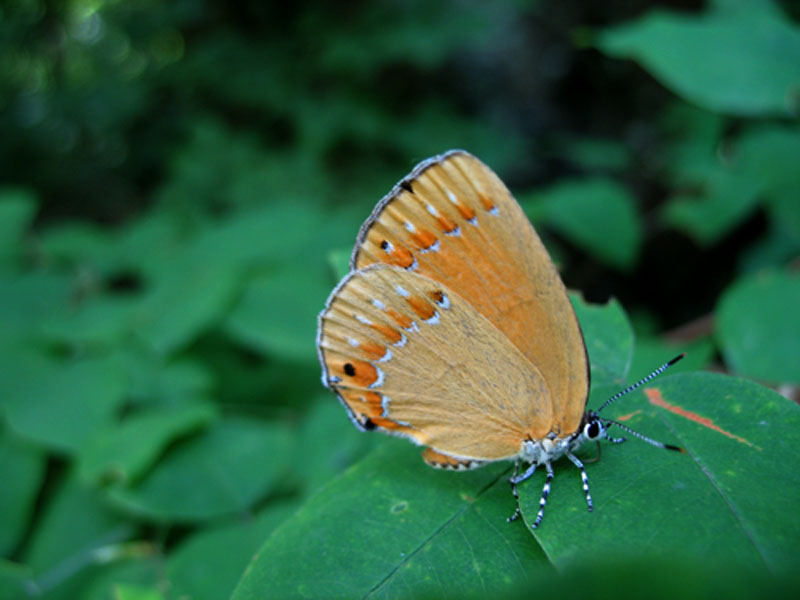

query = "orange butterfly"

[{"left": 317, "top": 150, "right": 683, "bottom": 529}]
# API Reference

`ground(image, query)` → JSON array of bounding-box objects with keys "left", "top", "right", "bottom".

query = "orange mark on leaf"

[
  {"left": 615, "top": 409, "right": 642, "bottom": 422},
  {"left": 406, "top": 295, "right": 435, "bottom": 320},
  {"left": 645, "top": 388, "right": 760, "bottom": 450}
]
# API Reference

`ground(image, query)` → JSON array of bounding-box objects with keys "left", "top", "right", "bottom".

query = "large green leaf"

[
  {"left": 597, "top": 3, "right": 800, "bottom": 116},
  {"left": 107, "top": 418, "right": 294, "bottom": 522},
  {"left": 518, "top": 372, "right": 799, "bottom": 572},
  {"left": 716, "top": 269, "right": 800, "bottom": 384},
  {"left": 0, "top": 429, "right": 46, "bottom": 556},
  {"left": 232, "top": 441, "right": 545, "bottom": 600},
  {"left": 0, "top": 188, "right": 37, "bottom": 267}
]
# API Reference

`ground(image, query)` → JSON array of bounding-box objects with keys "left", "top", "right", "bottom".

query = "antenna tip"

[
  {"left": 667, "top": 353, "right": 687, "bottom": 366},
  {"left": 666, "top": 444, "right": 686, "bottom": 453}
]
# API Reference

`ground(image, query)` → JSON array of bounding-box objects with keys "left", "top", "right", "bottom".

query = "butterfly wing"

[
  {"left": 349, "top": 150, "right": 588, "bottom": 435},
  {"left": 317, "top": 264, "right": 554, "bottom": 461}
]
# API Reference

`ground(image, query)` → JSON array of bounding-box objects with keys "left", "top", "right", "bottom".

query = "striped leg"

[
  {"left": 507, "top": 460, "right": 521, "bottom": 522},
  {"left": 507, "top": 460, "right": 536, "bottom": 523},
  {"left": 531, "top": 461, "right": 554, "bottom": 529},
  {"left": 566, "top": 451, "right": 593, "bottom": 512}
]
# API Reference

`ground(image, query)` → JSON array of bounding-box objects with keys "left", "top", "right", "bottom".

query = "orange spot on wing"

[
  {"left": 411, "top": 229, "right": 438, "bottom": 251},
  {"left": 342, "top": 360, "right": 379, "bottom": 388},
  {"left": 360, "top": 341, "right": 387, "bottom": 361},
  {"left": 390, "top": 246, "right": 415, "bottom": 268},
  {"left": 453, "top": 201, "right": 476, "bottom": 221},
  {"left": 436, "top": 214, "right": 458, "bottom": 234},
  {"left": 384, "top": 308, "right": 413, "bottom": 329},
  {"left": 406, "top": 295, "right": 435, "bottom": 320},
  {"left": 645, "top": 388, "right": 760, "bottom": 450},
  {"left": 616, "top": 409, "right": 642, "bottom": 422},
  {"left": 370, "top": 322, "right": 402, "bottom": 344},
  {"left": 478, "top": 193, "right": 495, "bottom": 212}
]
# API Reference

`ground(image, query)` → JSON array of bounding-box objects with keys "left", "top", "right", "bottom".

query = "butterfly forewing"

[
  {"left": 318, "top": 264, "right": 555, "bottom": 461},
  {"left": 350, "top": 151, "right": 588, "bottom": 435}
]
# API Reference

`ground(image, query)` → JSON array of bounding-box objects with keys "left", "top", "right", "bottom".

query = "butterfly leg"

[
  {"left": 565, "top": 450, "right": 593, "bottom": 512},
  {"left": 607, "top": 435, "right": 627, "bottom": 444},
  {"left": 507, "top": 460, "right": 537, "bottom": 523},
  {"left": 530, "top": 461, "right": 554, "bottom": 529}
]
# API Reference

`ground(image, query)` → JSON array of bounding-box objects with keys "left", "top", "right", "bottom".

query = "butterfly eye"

[{"left": 584, "top": 420, "right": 603, "bottom": 440}]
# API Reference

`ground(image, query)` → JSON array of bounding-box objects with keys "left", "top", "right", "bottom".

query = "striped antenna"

[
  {"left": 602, "top": 419, "right": 686, "bottom": 453},
  {"left": 596, "top": 353, "right": 685, "bottom": 414}
]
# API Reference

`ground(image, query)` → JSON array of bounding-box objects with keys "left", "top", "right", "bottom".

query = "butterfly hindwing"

[{"left": 317, "top": 264, "right": 555, "bottom": 462}]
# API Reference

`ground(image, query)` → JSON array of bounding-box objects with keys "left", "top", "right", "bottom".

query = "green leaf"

[
  {"left": 716, "top": 270, "right": 800, "bottom": 384},
  {"left": 168, "top": 501, "right": 296, "bottom": 600},
  {"left": 107, "top": 418, "right": 294, "bottom": 522},
  {"left": 661, "top": 167, "right": 762, "bottom": 246},
  {"left": 112, "top": 583, "right": 164, "bottom": 600},
  {"left": 132, "top": 257, "right": 241, "bottom": 357},
  {"left": 0, "top": 429, "right": 46, "bottom": 555},
  {"left": 295, "top": 397, "right": 381, "bottom": 496},
  {"left": 597, "top": 4, "right": 800, "bottom": 116},
  {"left": 0, "top": 188, "right": 37, "bottom": 265},
  {"left": 530, "top": 178, "right": 642, "bottom": 270},
  {"left": 518, "top": 373, "right": 800, "bottom": 573},
  {"left": 77, "top": 403, "right": 218, "bottom": 485},
  {"left": 231, "top": 440, "right": 547, "bottom": 600},
  {"left": 224, "top": 265, "right": 332, "bottom": 362},
  {"left": 2, "top": 352, "right": 127, "bottom": 454},
  {"left": 737, "top": 126, "right": 800, "bottom": 244},
  {"left": 629, "top": 336, "right": 714, "bottom": 383},
  {"left": 24, "top": 474, "right": 134, "bottom": 598},
  {"left": 0, "top": 559, "right": 32, "bottom": 600},
  {"left": 571, "top": 295, "right": 634, "bottom": 388}
]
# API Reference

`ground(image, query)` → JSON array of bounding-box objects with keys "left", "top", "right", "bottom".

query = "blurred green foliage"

[{"left": 1, "top": 0, "right": 799, "bottom": 598}]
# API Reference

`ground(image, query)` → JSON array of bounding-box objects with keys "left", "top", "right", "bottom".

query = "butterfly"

[{"left": 316, "top": 150, "right": 684, "bottom": 529}]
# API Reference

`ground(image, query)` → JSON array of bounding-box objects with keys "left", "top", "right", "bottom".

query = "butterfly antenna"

[
  {"left": 601, "top": 419, "right": 686, "bottom": 453},
  {"left": 596, "top": 353, "right": 685, "bottom": 414}
]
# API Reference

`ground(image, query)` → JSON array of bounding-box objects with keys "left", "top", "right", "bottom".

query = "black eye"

[{"left": 586, "top": 421, "right": 601, "bottom": 439}]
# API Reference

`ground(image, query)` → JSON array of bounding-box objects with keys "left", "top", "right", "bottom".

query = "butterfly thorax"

[{"left": 518, "top": 412, "right": 606, "bottom": 466}]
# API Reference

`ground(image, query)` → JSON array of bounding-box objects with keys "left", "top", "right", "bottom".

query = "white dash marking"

[
  {"left": 404, "top": 221, "right": 416, "bottom": 233},
  {"left": 435, "top": 293, "right": 450, "bottom": 309},
  {"left": 354, "top": 314, "right": 373, "bottom": 326},
  {"left": 378, "top": 348, "right": 393, "bottom": 363},
  {"left": 393, "top": 332, "right": 408, "bottom": 347},
  {"left": 421, "top": 239, "right": 440, "bottom": 254},
  {"left": 446, "top": 190, "right": 458, "bottom": 204},
  {"left": 395, "top": 285, "right": 410, "bottom": 298},
  {"left": 426, "top": 204, "right": 439, "bottom": 217},
  {"left": 445, "top": 225, "right": 461, "bottom": 237},
  {"left": 381, "top": 240, "right": 394, "bottom": 253},
  {"left": 348, "top": 337, "right": 360, "bottom": 347},
  {"left": 424, "top": 311, "right": 440, "bottom": 325},
  {"left": 406, "top": 256, "right": 418, "bottom": 271},
  {"left": 489, "top": 206, "right": 499, "bottom": 215},
  {"left": 369, "top": 366, "right": 385, "bottom": 388},
  {"left": 381, "top": 394, "right": 391, "bottom": 416},
  {"left": 467, "top": 216, "right": 478, "bottom": 226},
  {"left": 371, "top": 298, "right": 386, "bottom": 310}
]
